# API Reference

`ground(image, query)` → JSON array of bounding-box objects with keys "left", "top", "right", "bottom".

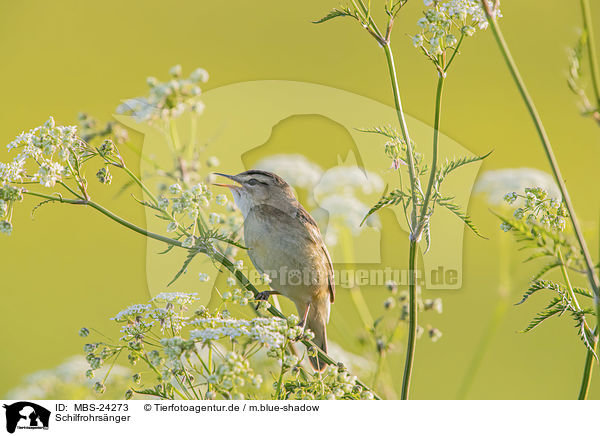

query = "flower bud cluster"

[
  {"left": 412, "top": 1, "right": 501, "bottom": 62},
  {"left": 501, "top": 187, "right": 568, "bottom": 232},
  {"left": 116, "top": 65, "right": 209, "bottom": 123}
]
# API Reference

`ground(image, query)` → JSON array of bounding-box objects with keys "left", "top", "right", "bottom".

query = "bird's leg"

[
  {"left": 294, "top": 304, "right": 311, "bottom": 341},
  {"left": 298, "top": 304, "right": 311, "bottom": 329}
]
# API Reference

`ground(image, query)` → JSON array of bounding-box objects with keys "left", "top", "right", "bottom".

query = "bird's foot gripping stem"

[
  {"left": 255, "top": 291, "right": 273, "bottom": 301},
  {"left": 254, "top": 290, "right": 279, "bottom": 310}
]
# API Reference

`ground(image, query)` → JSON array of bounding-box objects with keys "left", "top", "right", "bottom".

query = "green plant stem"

[
  {"left": 482, "top": 6, "right": 600, "bottom": 398},
  {"left": 169, "top": 119, "right": 181, "bottom": 152},
  {"left": 382, "top": 40, "right": 421, "bottom": 401},
  {"left": 579, "top": 334, "right": 598, "bottom": 399},
  {"left": 418, "top": 74, "right": 445, "bottom": 231},
  {"left": 383, "top": 43, "right": 420, "bottom": 232},
  {"left": 24, "top": 191, "right": 183, "bottom": 247},
  {"left": 189, "top": 115, "right": 198, "bottom": 160},
  {"left": 120, "top": 165, "right": 160, "bottom": 206},
  {"left": 275, "top": 344, "right": 287, "bottom": 400},
  {"left": 400, "top": 239, "right": 418, "bottom": 400},
  {"left": 372, "top": 350, "right": 384, "bottom": 389},
  {"left": 444, "top": 35, "right": 465, "bottom": 73},
  {"left": 580, "top": 0, "right": 600, "bottom": 107},
  {"left": 558, "top": 249, "right": 583, "bottom": 312}
]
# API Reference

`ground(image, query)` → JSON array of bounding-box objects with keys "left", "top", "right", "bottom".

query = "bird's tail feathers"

[{"left": 305, "top": 301, "right": 329, "bottom": 371}]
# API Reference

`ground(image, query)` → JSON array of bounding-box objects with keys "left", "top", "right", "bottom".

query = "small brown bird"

[{"left": 214, "top": 170, "right": 335, "bottom": 369}]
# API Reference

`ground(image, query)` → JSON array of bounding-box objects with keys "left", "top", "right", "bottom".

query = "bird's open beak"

[{"left": 212, "top": 173, "right": 242, "bottom": 190}]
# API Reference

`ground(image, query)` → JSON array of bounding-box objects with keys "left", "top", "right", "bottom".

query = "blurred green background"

[{"left": 1, "top": 0, "right": 599, "bottom": 399}]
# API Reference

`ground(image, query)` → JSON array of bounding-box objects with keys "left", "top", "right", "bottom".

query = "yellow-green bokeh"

[{"left": 1, "top": 0, "right": 599, "bottom": 399}]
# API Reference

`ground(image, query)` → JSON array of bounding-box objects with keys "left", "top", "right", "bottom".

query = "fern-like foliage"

[
  {"left": 167, "top": 247, "right": 202, "bottom": 287},
  {"left": 520, "top": 300, "right": 566, "bottom": 333},
  {"left": 435, "top": 196, "right": 485, "bottom": 238},
  {"left": 516, "top": 280, "right": 567, "bottom": 305},
  {"left": 517, "top": 277, "right": 597, "bottom": 358},
  {"left": 572, "top": 311, "right": 598, "bottom": 359},
  {"left": 313, "top": 7, "right": 358, "bottom": 24},
  {"left": 494, "top": 211, "right": 585, "bottom": 277},
  {"left": 530, "top": 261, "right": 562, "bottom": 282},
  {"left": 360, "top": 189, "right": 411, "bottom": 226},
  {"left": 356, "top": 125, "right": 400, "bottom": 139},
  {"left": 435, "top": 151, "right": 492, "bottom": 188}
]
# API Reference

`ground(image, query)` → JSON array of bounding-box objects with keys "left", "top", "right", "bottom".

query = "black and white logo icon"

[{"left": 3, "top": 402, "right": 50, "bottom": 433}]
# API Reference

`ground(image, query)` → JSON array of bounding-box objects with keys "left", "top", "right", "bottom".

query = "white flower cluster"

[
  {"left": 413, "top": 0, "right": 501, "bottom": 58},
  {"left": 110, "top": 304, "right": 152, "bottom": 322},
  {"left": 475, "top": 168, "right": 561, "bottom": 206},
  {"left": 221, "top": 287, "right": 255, "bottom": 306},
  {"left": 206, "top": 351, "right": 262, "bottom": 399},
  {"left": 189, "top": 316, "right": 304, "bottom": 349},
  {"left": 147, "top": 308, "right": 190, "bottom": 334},
  {"left": 501, "top": 187, "right": 568, "bottom": 232},
  {"left": 313, "top": 166, "right": 383, "bottom": 245},
  {"left": 255, "top": 154, "right": 324, "bottom": 190},
  {"left": 151, "top": 291, "right": 199, "bottom": 307},
  {"left": 159, "top": 337, "right": 196, "bottom": 372},
  {"left": 160, "top": 182, "right": 242, "bottom": 244},
  {"left": 312, "top": 195, "right": 380, "bottom": 246},
  {"left": 285, "top": 362, "right": 369, "bottom": 400},
  {"left": 0, "top": 118, "right": 93, "bottom": 235},
  {"left": 111, "top": 293, "right": 201, "bottom": 339},
  {"left": 3, "top": 117, "right": 82, "bottom": 188},
  {"left": 314, "top": 166, "right": 384, "bottom": 199},
  {"left": 116, "top": 65, "right": 209, "bottom": 123}
]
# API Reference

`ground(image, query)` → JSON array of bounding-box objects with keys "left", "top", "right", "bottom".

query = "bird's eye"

[{"left": 247, "top": 179, "right": 258, "bottom": 186}]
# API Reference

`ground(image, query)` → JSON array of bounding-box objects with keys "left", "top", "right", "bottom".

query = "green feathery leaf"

[
  {"left": 573, "top": 287, "right": 594, "bottom": 299},
  {"left": 313, "top": 7, "right": 358, "bottom": 24},
  {"left": 31, "top": 198, "right": 58, "bottom": 218},
  {"left": 572, "top": 312, "right": 598, "bottom": 360},
  {"left": 436, "top": 151, "right": 492, "bottom": 186},
  {"left": 205, "top": 229, "right": 247, "bottom": 250},
  {"left": 531, "top": 260, "right": 562, "bottom": 281},
  {"left": 436, "top": 196, "right": 485, "bottom": 238},
  {"left": 516, "top": 280, "right": 565, "bottom": 305},
  {"left": 520, "top": 302, "right": 565, "bottom": 333},
  {"left": 167, "top": 248, "right": 200, "bottom": 287},
  {"left": 361, "top": 189, "right": 410, "bottom": 226},
  {"left": 356, "top": 125, "right": 401, "bottom": 140}
]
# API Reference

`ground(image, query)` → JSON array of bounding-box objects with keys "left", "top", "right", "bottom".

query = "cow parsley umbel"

[{"left": 81, "top": 292, "right": 374, "bottom": 400}]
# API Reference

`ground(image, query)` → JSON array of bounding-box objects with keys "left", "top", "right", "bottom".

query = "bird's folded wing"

[{"left": 295, "top": 206, "right": 335, "bottom": 303}]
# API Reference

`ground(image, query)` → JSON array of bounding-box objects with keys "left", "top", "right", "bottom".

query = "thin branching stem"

[
  {"left": 401, "top": 239, "right": 418, "bottom": 400},
  {"left": 24, "top": 191, "right": 183, "bottom": 247},
  {"left": 418, "top": 75, "right": 445, "bottom": 232},
  {"left": 579, "top": 329, "right": 598, "bottom": 400},
  {"left": 383, "top": 43, "right": 421, "bottom": 232},
  {"left": 580, "top": 0, "right": 600, "bottom": 108},
  {"left": 482, "top": 4, "right": 600, "bottom": 398},
  {"left": 382, "top": 41, "right": 422, "bottom": 400}
]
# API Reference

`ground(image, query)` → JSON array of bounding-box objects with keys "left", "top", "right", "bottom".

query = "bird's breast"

[{"left": 243, "top": 206, "right": 329, "bottom": 299}]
